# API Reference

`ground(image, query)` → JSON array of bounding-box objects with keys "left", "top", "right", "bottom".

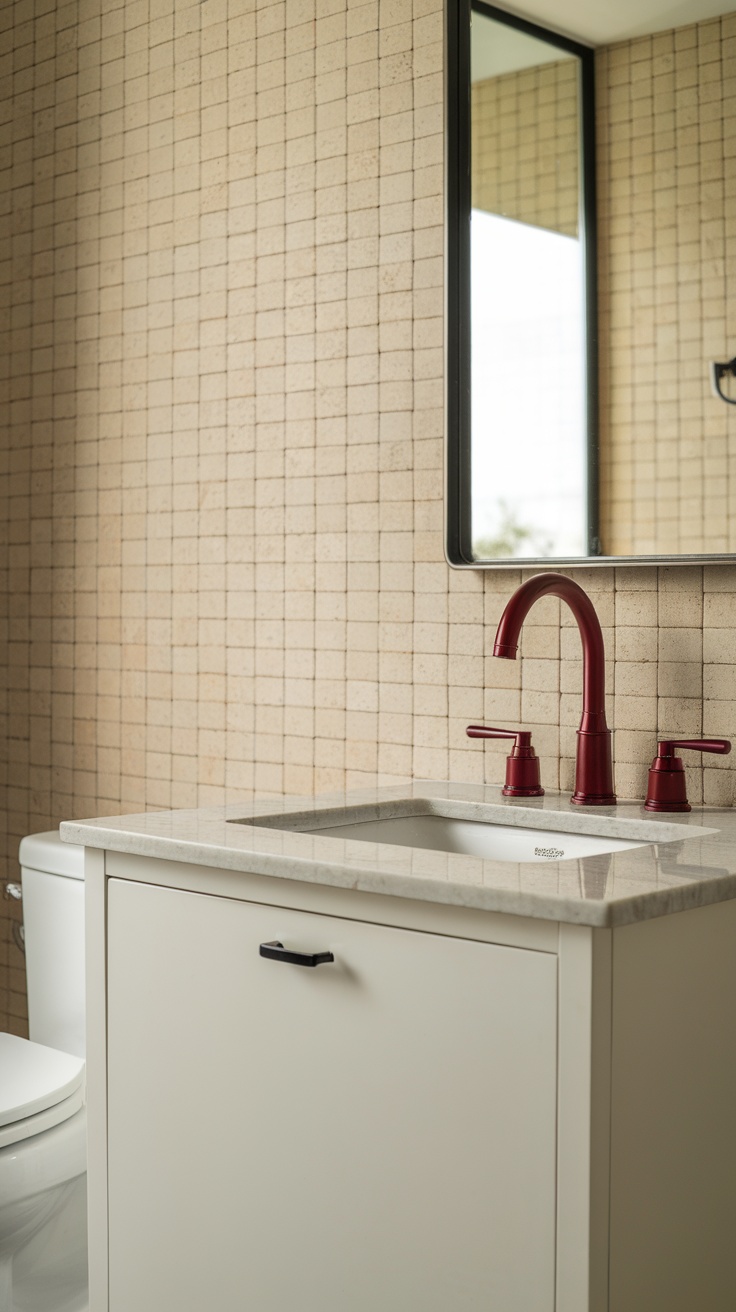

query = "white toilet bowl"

[{"left": 0, "top": 1034, "right": 87, "bottom": 1311}]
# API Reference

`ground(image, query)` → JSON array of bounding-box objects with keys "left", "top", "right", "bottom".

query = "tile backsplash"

[{"left": 2, "top": 0, "right": 736, "bottom": 1032}]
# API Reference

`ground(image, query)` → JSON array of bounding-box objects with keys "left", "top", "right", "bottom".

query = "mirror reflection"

[
  {"left": 470, "top": 10, "right": 589, "bottom": 559},
  {"left": 447, "top": 2, "right": 736, "bottom": 565}
]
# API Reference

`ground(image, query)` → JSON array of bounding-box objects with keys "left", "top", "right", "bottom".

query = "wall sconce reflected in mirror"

[{"left": 710, "top": 356, "right": 736, "bottom": 405}]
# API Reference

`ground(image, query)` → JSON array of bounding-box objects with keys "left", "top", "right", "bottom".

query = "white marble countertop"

[{"left": 59, "top": 780, "right": 736, "bottom": 928}]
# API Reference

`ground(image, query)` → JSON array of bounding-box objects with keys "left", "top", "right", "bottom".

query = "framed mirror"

[{"left": 445, "top": 1, "right": 736, "bottom": 566}]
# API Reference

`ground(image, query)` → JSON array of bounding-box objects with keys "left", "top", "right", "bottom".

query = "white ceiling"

[
  {"left": 471, "top": 19, "right": 573, "bottom": 81},
  {"left": 493, "top": 0, "right": 736, "bottom": 46}
]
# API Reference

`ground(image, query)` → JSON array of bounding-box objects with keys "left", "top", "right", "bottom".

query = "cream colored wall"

[{"left": 2, "top": 1, "right": 736, "bottom": 1034}]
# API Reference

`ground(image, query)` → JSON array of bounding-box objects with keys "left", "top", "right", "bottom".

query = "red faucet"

[{"left": 493, "top": 573, "right": 616, "bottom": 806}]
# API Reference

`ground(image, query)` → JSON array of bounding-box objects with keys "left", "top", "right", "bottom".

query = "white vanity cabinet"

[
  {"left": 105, "top": 878, "right": 556, "bottom": 1311},
  {"left": 84, "top": 849, "right": 736, "bottom": 1312}
]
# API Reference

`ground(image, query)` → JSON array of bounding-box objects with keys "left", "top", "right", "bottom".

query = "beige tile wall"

[
  {"left": 472, "top": 58, "right": 579, "bottom": 237},
  {"left": 2, "top": 1, "right": 736, "bottom": 1034}
]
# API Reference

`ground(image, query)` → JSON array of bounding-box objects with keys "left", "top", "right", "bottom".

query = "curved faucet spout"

[{"left": 493, "top": 573, "right": 616, "bottom": 806}]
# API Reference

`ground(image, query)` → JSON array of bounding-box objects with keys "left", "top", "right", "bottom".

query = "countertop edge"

[{"left": 59, "top": 819, "right": 736, "bottom": 929}]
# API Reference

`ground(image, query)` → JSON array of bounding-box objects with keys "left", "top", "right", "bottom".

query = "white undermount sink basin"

[
  {"left": 291, "top": 813, "right": 645, "bottom": 861},
  {"left": 299, "top": 818, "right": 642, "bottom": 860},
  {"left": 234, "top": 799, "right": 664, "bottom": 863}
]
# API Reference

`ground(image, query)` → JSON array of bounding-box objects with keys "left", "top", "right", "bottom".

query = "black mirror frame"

[{"left": 445, "top": 0, "right": 600, "bottom": 567}]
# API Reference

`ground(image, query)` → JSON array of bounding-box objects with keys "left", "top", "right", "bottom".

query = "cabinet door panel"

[{"left": 107, "top": 879, "right": 557, "bottom": 1311}]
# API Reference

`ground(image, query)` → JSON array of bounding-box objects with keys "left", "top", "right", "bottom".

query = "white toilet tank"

[{"left": 19, "top": 831, "right": 86, "bottom": 1059}]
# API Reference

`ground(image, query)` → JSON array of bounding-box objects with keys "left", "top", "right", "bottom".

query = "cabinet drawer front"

[{"left": 107, "top": 880, "right": 557, "bottom": 1312}]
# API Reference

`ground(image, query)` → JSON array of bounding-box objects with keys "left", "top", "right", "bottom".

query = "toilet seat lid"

[{"left": 0, "top": 1034, "right": 85, "bottom": 1126}]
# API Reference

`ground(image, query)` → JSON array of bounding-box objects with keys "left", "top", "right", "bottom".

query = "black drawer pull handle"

[{"left": 259, "top": 940, "right": 335, "bottom": 968}]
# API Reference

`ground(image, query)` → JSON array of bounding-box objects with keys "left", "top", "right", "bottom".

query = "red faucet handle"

[
  {"left": 465, "top": 726, "right": 544, "bottom": 798},
  {"left": 466, "top": 726, "right": 531, "bottom": 746},
  {"left": 645, "top": 738, "right": 732, "bottom": 813},
  {"left": 657, "top": 738, "right": 731, "bottom": 758}
]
